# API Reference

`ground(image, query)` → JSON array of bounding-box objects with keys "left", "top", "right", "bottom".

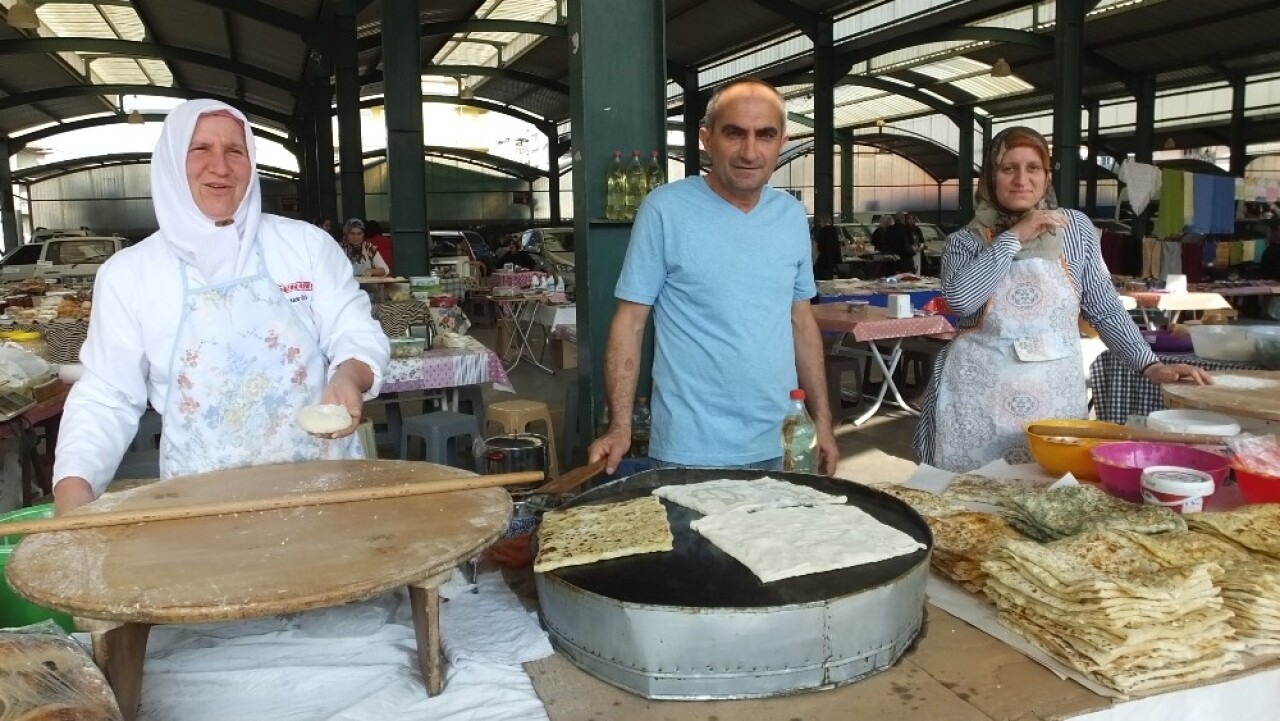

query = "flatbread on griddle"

[
  {"left": 534, "top": 495, "right": 674, "bottom": 573},
  {"left": 652, "top": 477, "right": 845, "bottom": 516}
]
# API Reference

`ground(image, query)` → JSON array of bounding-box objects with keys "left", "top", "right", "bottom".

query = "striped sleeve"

[
  {"left": 940, "top": 226, "right": 1020, "bottom": 324},
  {"left": 1065, "top": 210, "right": 1158, "bottom": 372}
]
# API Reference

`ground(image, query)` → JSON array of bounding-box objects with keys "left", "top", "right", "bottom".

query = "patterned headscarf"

[{"left": 969, "top": 126, "right": 1062, "bottom": 259}]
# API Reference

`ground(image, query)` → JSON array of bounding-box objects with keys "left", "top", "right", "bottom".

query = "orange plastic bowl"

[
  {"left": 1024, "top": 419, "right": 1125, "bottom": 482},
  {"left": 1233, "top": 462, "right": 1280, "bottom": 505}
]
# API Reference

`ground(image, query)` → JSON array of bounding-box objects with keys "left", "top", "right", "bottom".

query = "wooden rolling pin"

[
  {"left": 0, "top": 469, "right": 547, "bottom": 537},
  {"left": 1026, "top": 424, "right": 1232, "bottom": 446}
]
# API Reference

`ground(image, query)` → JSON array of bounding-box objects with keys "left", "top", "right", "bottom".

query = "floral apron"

[
  {"left": 931, "top": 255, "right": 1087, "bottom": 473},
  {"left": 159, "top": 248, "right": 359, "bottom": 479}
]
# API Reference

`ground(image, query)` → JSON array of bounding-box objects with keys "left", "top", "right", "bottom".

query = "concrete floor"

[{"left": 468, "top": 325, "right": 921, "bottom": 486}]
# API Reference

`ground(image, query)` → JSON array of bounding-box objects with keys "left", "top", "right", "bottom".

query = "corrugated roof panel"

[
  {"left": 911, "top": 56, "right": 990, "bottom": 81},
  {"left": 950, "top": 75, "right": 1034, "bottom": 98},
  {"left": 833, "top": 97, "right": 931, "bottom": 127}
]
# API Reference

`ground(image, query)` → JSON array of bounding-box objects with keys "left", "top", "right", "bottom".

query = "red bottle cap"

[{"left": 790, "top": 389, "right": 805, "bottom": 400}]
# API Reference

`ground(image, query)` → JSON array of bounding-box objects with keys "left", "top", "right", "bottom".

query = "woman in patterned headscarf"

[
  {"left": 341, "top": 217, "right": 389, "bottom": 277},
  {"left": 913, "top": 126, "right": 1210, "bottom": 472}
]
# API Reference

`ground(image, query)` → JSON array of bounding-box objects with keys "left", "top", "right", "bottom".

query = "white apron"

[
  {"left": 159, "top": 248, "right": 360, "bottom": 479},
  {"left": 931, "top": 254, "right": 1087, "bottom": 473}
]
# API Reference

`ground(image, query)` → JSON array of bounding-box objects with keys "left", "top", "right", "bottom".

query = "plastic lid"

[
  {"left": 9, "top": 331, "right": 41, "bottom": 341},
  {"left": 790, "top": 389, "right": 805, "bottom": 400}
]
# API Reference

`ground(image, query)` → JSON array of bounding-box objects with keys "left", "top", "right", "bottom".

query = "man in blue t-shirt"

[{"left": 587, "top": 78, "right": 838, "bottom": 474}]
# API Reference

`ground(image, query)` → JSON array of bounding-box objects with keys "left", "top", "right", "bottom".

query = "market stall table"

[
  {"left": 1162, "top": 369, "right": 1280, "bottom": 431},
  {"left": 492, "top": 292, "right": 565, "bottom": 374},
  {"left": 1088, "top": 350, "right": 1261, "bottom": 424},
  {"left": 810, "top": 304, "right": 953, "bottom": 425},
  {"left": 0, "top": 380, "right": 69, "bottom": 506},
  {"left": 1119, "top": 291, "right": 1231, "bottom": 324},
  {"left": 5, "top": 460, "right": 511, "bottom": 721}
]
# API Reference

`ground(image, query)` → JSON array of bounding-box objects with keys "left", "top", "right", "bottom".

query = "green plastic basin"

[{"left": 0, "top": 505, "right": 75, "bottom": 631}]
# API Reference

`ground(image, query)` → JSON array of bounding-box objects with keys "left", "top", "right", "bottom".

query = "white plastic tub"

[{"left": 1188, "top": 325, "right": 1257, "bottom": 362}]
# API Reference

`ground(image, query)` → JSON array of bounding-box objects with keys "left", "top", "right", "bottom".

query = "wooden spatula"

[
  {"left": 0, "top": 469, "right": 546, "bottom": 537},
  {"left": 530, "top": 459, "right": 607, "bottom": 496},
  {"left": 1025, "top": 424, "right": 1232, "bottom": 446}
]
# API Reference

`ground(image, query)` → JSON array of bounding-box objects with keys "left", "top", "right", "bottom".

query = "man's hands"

[
  {"left": 816, "top": 421, "right": 839, "bottom": 475},
  {"left": 587, "top": 426, "right": 632, "bottom": 475},
  {"left": 53, "top": 477, "right": 94, "bottom": 516}
]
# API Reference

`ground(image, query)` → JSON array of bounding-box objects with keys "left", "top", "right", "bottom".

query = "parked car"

[
  {"left": 520, "top": 227, "right": 575, "bottom": 286},
  {"left": 428, "top": 230, "right": 496, "bottom": 270},
  {"left": 28, "top": 227, "right": 92, "bottom": 244},
  {"left": 0, "top": 236, "right": 126, "bottom": 284}
]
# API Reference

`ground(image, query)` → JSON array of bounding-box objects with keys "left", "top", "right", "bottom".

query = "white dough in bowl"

[{"left": 297, "top": 404, "right": 353, "bottom": 434}]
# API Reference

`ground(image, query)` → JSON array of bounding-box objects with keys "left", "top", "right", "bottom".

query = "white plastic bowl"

[
  {"left": 1188, "top": 324, "right": 1257, "bottom": 362},
  {"left": 1146, "top": 409, "right": 1241, "bottom": 437},
  {"left": 1249, "top": 326, "right": 1280, "bottom": 370}
]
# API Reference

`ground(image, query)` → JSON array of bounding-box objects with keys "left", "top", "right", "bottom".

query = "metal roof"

[{"left": 1, "top": 0, "right": 1279, "bottom": 177}]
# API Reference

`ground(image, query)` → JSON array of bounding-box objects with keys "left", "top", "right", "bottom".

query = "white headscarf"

[{"left": 151, "top": 99, "right": 261, "bottom": 285}]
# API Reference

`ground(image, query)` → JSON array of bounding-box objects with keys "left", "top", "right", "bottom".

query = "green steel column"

[
  {"left": 1085, "top": 99, "right": 1100, "bottom": 216},
  {"left": 312, "top": 80, "right": 338, "bottom": 223},
  {"left": 1133, "top": 75, "right": 1156, "bottom": 239},
  {"left": 956, "top": 105, "right": 975, "bottom": 219},
  {"left": 1229, "top": 76, "right": 1248, "bottom": 177},
  {"left": 296, "top": 116, "right": 320, "bottom": 221},
  {"left": 0, "top": 137, "right": 18, "bottom": 253},
  {"left": 568, "top": 0, "right": 666, "bottom": 454},
  {"left": 336, "top": 0, "right": 366, "bottom": 223},
  {"left": 682, "top": 66, "right": 703, "bottom": 177},
  {"left": 837, "top": 129, "right": 853, "bottom": 221},
  {"left": 383, "top": 0, "right": 429, "bottom": 275},
  {"left": 547, "top": 139, "right": 561, "bottom": 223},
  {"left": 812, "top": 23, "right": 835, "bottom": 222},
  {"left": 978, "top": 114, "right": 992, "bottom": 159},
  {"left": 1052, "top": 0, "right": 1084, "bottom": 208}
]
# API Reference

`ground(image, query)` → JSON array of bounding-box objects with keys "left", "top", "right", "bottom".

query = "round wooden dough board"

[
  {"left": 1162, "top": 370, "right": 1280, "bottom": 422},
  {"left": 7, "top": 460, "right": 511, "bottom": 624}
]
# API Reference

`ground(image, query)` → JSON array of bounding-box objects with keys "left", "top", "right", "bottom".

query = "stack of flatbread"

[
  {"left": 1124, "top": 529, "right": 1280, "bottom": 656},
  {"left": 534, "top": 495, "right": 674, "bottom": 573},
  {"left": 1186, "top": 505, "right": 1280, "bottom": 561},
  {"left": 941, "top": 473, "right": 1052, "bottom": 507},
  {"left": 656, "top": 478, "right": 925, "bottom": 584},
  {"left": 1000, "top": 485, "right": 1186, "bottom": 542},
  {"left": 872, "top": 484, "right": 965, "bottom": 518},
  {"left": 926, "top": 512, "right": 1025, "bottom": 592},
  {"left": 982, "top": 531, "right": 1242, "bottom": 695}
]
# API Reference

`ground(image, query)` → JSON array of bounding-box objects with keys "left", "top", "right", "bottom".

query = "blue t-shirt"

[{"left": 615, "top": 176, "right": 815, "bottom": 466}]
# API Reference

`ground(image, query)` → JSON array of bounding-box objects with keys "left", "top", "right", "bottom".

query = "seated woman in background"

[{"left": 341, "top": 218, "right": 389, "bottom": 277}]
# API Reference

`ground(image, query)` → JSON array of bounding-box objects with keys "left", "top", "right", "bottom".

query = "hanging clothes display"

[
  {"left": 1156, "top": 169, "right": 1185, "bottom": 238},
  {"left": 1180, "top": 241, "right": 1202, "bottom": 283},
  {"left": 1118, "top": 161, "right": 1161, "bottom": 215},
  {"left": 1099, "top": 230, "right": 1125, "bottom": 273},
  {"left": 1192, "top": 174, "right": 1216, "bottom": 234},
  {"left": 1160, "top": 241, "right": 1183, "bottom": 280},
  {"left": 1210, "top": 176, "right": 1237, "bottom": 234},
  {"left": 1142, "top": 236, "right": 1162, "bottom": 278},
  {"left": 1184, "top": 174, "right": 1197, "bottom": 231}
]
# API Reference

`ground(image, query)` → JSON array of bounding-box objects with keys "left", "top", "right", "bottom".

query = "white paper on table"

[{"left": 904, "top": 461, "right": 1079, "bottom": 511}]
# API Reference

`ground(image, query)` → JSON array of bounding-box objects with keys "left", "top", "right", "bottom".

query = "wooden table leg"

[
  {"left": 408, "top": 568, "right": 454, "bottom": 696},
  {"left": 78, "top": 618, "right": 151, "bottom": 721}
]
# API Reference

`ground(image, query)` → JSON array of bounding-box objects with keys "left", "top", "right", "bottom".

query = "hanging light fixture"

[
  {"left": 990, "top": 58, "right": 1012, "bottom": 78},
  {"left": 127, "top": 109, "right": 144, "bottom": 125},
  {"left": 875, "top": 118, "right": 887, "bottom": 133},
  {"left": 1163, "top": 137, "right": 1177, "bottom": 150},
  {"left": 7, "top": 0, "right": 40, "bottom": 30}
]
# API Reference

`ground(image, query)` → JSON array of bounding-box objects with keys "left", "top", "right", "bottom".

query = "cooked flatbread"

[
  {"left": 1186, "top": 505, "right": 1280, "bottom": 559},
  {"left": 1002, "top": 485, "right": 1186, "bottom": 541},
  {"left": 534, "top": 496, "right": 674, "bottom": 573},
  {"left": 652, "top": 477, "right": 845, "bottom": 516},
  {"left": 873, "top": 485, "right": 965, "bottom": 518},
  {"left": 690, "top": 504, "right": 925, "bottom": 583},
  {"left": 928, "top": 512, "right": 1024, "bottom": 591},
  {"left": 942, "top": 473, "right": 1051, "bottom": 506}
]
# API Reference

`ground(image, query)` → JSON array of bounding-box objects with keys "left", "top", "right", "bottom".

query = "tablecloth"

[
  {"left": 490, "top": 271, "right": 539, "bottom": 289},
  {"left": 1088, "top": 351, "right": 1262, "bottom": 423},
  {"left": 382, "top": 336, "right": 513, "bottom": 394},
  {"left": 811, "top": 304, "right": 953, "bottom": 342},
  {"left": 372, "top": 301, "right": 470, "bottom": 337}
]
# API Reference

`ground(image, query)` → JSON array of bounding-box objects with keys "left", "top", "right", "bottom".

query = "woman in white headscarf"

[
  {"left": 913, "top": 126, "right": 1209, "bottom": 473},
  {"left": 53, "top": 99, "right": 390, "bottom": 513}
]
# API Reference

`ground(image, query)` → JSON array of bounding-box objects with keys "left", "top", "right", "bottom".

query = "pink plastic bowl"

[{"left": 1089, "top": 442, "right": 1230, "bottom": 504}]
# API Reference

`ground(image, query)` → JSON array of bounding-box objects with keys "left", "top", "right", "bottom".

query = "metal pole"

[
  {"left": 811, "top": 23, "right": 835, "bottom": 222},
  {"left": 335, "top": 0, "right": 366, "bottom": 223},
  {"left": 1052, "top": 0, "right": 1084, "bottom": 208},
  {"left": 0, "top": 136, "right": 18, "bottom": 252},
  {"left": 382, "top": 0, "right": 429, "bottom": 275}
]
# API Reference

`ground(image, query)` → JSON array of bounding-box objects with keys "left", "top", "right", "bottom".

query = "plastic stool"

[
  {"left": 401, "top": 411, "right": 482, "bottom": 469},
  {"left": 455, "top": 385, "right": 486, "bottom": 429},
  {"left": 463, "top": 295, "right": 495, "bottom": 328},
  {"left": 485, "top": 400, "right": 559, "bottom": 478},
  {"left": 825, "top": 354, "right": 863, "bottom": 426}
]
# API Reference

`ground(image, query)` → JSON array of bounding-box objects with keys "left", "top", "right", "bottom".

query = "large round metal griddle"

[{"left": 535, "top": 468, "right": 932, "bottom": 700}]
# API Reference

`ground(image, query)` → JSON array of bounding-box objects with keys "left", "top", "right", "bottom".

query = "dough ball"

[{"left": 297, "top": 404, "right": 353, "bottom": 435}]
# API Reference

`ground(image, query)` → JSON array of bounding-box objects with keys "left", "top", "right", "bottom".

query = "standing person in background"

[
  {"left": 871, "top": 214, "right": 893, "bottom": 252},
  {"left": 813, "top": 217, "right": 842, "bottom": 281},
  {"left": 313, "top": 217, "right": 336, "bottom": 240},
  {"left": 913, "top": 126, "right": 1210, "bottom": 473},
  {"left": 588, "top": 77, "right": 838, "bottom": 475},
  {"left": 364, "top": 220, "right": 394, "bottom": 276},
  {"left": 885, "top": 212, "right": 916, "bottom": 273},
  {"left": 905, "top": 214, "right": 926, "bottom": 274},
  {"left": 52, "top": 99, "right": 389, "bottom": 514},
  {"left": 341, "top": 218, "right": 389, "bottom": 277}
]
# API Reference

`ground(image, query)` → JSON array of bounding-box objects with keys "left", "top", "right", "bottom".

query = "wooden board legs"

[
  {"left": 409, "top": 568, "right": 454, "bottom": 696},
  {"left": 81, "top": 619, "right": 151, "bottom": 721}
]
